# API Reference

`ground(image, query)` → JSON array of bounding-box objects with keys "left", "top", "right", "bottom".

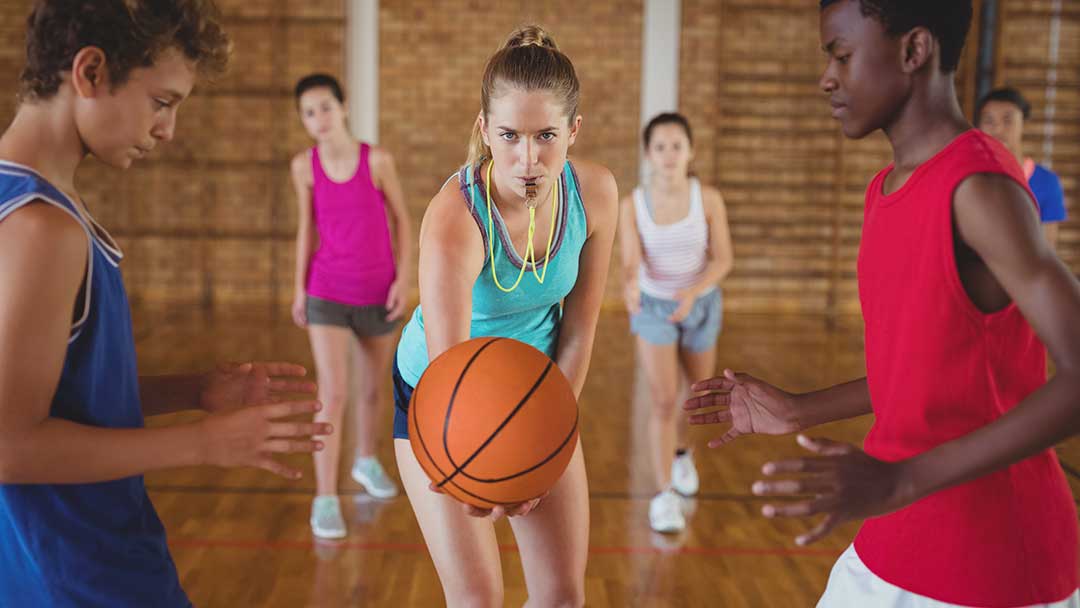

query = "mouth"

[
  {"left": 134, "top": 145, "right": 153, "bottom": 156},
  {"left": 829, "top": 100, "right": 847, "bottom": 119}
]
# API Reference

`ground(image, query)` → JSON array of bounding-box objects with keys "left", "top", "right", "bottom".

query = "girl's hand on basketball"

[
  {"left": 623, "top": 280, "right": 641, "bottom": 315},
  {"left": 199, "top": 400, "right": 332, "bottom": 479},
  {"left": 200, "top": 362, "right": 317, "bottom": 414},
  {"left": 686, "top": 369, "right": 802, "bottom": 447},
  {"left": 385, "top": 279, "right": 407, "bottom": 322},
  {"left": 291, "top": 294, "right": 308, "bottom": 328},
  {"left": 752, "top": 434, "right": 914, "bottom": 546},
  {"left": 470, "top": 495, "right": 547, "bottom": 520},
  {"left": 668, "top": 288, "right": 695, "bottom": 322},
  {"left": 427, "top": 482, "right": 547, "bottom": 519}
]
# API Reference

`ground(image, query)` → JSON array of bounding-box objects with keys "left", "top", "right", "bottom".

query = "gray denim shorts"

[
  {"left": 306, "top": 295, "right": 398, "bottom": 338},
  {"left": 630, "top": 288, "right": 722, "bottom": 352}
]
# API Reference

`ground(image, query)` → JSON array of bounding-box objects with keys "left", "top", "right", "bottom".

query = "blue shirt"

[
  {"left": 1029, "top": 162, "right": 1067, "bottom": 223},
  {"left": 396, "top": 161, "right": 589, "bottom": 386},
  {"left": 0, "top": 161, "right": 188, "bottom": 607}
]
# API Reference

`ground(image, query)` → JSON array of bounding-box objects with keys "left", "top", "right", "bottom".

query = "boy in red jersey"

[{"left": 686, "top": 1, "right": 1080, "bottom": 606}]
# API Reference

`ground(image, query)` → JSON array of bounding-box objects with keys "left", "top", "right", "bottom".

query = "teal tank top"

[{"left": 396, "top": 161, "right": 588, "bottom": 386}]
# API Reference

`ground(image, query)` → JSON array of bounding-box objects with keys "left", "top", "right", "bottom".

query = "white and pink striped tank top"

[{"left": 633, "top": 178, "right": 711, "bottom": 300}]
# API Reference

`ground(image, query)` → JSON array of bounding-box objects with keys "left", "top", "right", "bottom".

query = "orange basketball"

[{"left": 408, "top": 337, "right": 579, "bottom": 508}]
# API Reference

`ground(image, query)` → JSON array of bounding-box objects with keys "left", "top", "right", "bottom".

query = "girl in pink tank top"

[{"left": 291, "top": 74, "right": 414, "bottom": 539}]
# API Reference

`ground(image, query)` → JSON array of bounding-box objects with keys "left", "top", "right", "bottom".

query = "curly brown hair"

[{"left": 19, "top": 0, "right": 231, "bottom": 102}]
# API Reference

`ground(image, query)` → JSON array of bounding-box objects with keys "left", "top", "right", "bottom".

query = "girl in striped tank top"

[
  {"left": 618, "top": 113, "right": 733, "bottom": 534},
  {"left": 290, "top": 74, "right": 414, "bottom": 539}
]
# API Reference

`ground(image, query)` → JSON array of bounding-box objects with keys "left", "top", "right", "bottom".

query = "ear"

[
  {"left": 900, "top": 27, "right": 934, "bottom": 74},
  {"left": 71, "top": 47, "right": 109, "bottom": 98},
  {"left": 566, "top": 114, "right": 583, "bottom": 147},
  {"left": 477, "top": 113, "right": 491, "bottom": 147}
]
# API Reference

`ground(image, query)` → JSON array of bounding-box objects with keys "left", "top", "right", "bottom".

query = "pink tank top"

[{"left": 306, "top": 142, "right": 396, "bottom": 306}]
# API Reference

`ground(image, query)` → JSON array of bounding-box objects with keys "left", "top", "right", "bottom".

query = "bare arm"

[
  {"left": 290, "top": 152, "right": 316, "bottom": 327},
  {"left": 688, "top": 186, "right": 734, "bottom": 294},
  {"left": 418, "top": 179, "right": 485, "bottom": 362},
  {"left": 139, "top": 374, "right": 203, "bottom": 416},
  {"left": 617, "top": 192, "right": 643, "bottom": 314},
  {"left": 555, "top": 161, "right": 619, "bottom": 397},
  {"left": 371, "top": 147, "right": 414, "bottom": 320},
  {"left": 900, "top": 174, "right": 1080, "bottom": 498},
  {"left": 0, "top": 204, "right": 328, "bottom": 483}
]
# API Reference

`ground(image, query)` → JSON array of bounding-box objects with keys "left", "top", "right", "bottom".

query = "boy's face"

[
  {"left": 819, "top": 0, "right": 908, "bottom": 139},
  {"left": 75, "top": 47, "right": 196, "bottom": 169},
  {"left": 977, "top": 100, "right": 1025, "bottom": 156}
]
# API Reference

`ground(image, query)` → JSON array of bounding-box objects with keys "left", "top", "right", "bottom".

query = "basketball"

[{"left": 408, "top": 337, "right": 580, "bottom": 508}]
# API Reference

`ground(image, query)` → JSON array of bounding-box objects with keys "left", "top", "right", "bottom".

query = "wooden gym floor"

[{"left": 138, "top": 308, "right": 1080, "bottom": 607}]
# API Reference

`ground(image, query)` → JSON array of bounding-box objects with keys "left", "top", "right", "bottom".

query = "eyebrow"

[
  {"left": 160, "top": 89, "right": 186, "bottom": 103},
  {"left": 822, "top": 38, "right": 842, "bottom": 53},
  {"left": 496, "top": 126, "right": 559, "bottom": 132}
]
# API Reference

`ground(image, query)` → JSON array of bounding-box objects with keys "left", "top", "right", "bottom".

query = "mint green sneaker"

[
  {"left": 350, "top": 456, "right": 399, "bottom": 499},
  {"left": 310, "top": 495, "right": 346, "bottom": 539}
]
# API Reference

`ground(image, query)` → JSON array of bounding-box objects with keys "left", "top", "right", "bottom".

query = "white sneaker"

[
  {"left": 310, "top": 495, "right": 347, "bottom": 539},
  {"left": 649, "top": 490, "right": 686, "bottom": 534},
  {"left": 351, "top": 456, "right": 399, "bottom": 499},
  {"left": 671, "top": 451, "right": 700, "bottom": 497}
]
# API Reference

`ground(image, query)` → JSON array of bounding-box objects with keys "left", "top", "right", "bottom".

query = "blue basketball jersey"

[{"left": 0, "top": 161, "right": 188, "bottom": 607}]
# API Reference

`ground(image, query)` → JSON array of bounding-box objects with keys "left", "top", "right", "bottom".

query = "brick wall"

[{"left": 0, "top": 0, "right": 1074, "bottom": 317}]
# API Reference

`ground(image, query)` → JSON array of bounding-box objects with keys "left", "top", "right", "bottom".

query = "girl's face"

[
  {"left": 645, "top": 123, "right": 693, "bottom": 180},
  {"left": 480, "top": 86, "right": 580, "bottom": 202},
  {"left": 297, "top": 87, "right": 348, "bottom": 142}
]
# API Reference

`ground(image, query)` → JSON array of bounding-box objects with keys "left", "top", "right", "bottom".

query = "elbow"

[
  {"left": 719, "top": 259, "right": 734, "bottom": 281},
  {"left": 0, "top": 445, "right": 24, "bottom": 483}
]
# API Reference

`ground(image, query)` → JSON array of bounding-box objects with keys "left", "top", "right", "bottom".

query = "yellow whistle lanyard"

[{"left": 484, "top": 160, "right": 560, "bottom": 293}]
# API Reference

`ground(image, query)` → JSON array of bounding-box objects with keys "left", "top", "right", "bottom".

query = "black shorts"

[{"left": 305, "top": 295, "right": 398, "bottom": 338}]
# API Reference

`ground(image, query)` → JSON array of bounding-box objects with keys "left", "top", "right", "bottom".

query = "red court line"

[{"left": 168, "top": 537, "right": 840, "bottom": 558}]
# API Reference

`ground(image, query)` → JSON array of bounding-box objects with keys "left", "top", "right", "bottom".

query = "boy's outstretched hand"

[
  {"left": 752, "top": 435, "right": 915, "bottom": 546},
  {"left": 684, "top": 369, "right": 803, "bottom": 447},
  {"left": 199, "top": 362, "right": 317, "bottom": 413}
]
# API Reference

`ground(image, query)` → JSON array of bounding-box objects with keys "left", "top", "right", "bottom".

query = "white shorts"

[{"left": 818, "top": 545, "right": 1080, "bottom": 608}]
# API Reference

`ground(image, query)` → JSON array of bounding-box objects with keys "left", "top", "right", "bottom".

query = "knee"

[
  {"left": 317, "top": 388, "right": 349, "bottom": 413},
  {"left": 445, "top": 584, "right": 503, "bottom": 608},
  {"left": 355, "top": 386, "right": 380, "bottom": 408},
  {"left": 528, "top": 584, "right": 585, "bottom": 608},
  {"left": 649, "top": 391, "right": 680, "bottom": 417}
]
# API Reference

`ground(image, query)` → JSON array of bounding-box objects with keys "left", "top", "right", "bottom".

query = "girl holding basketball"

[
  {"left": 392, "top": 26, "right": 618, "bottom": 607},
  {"left": 619, "top": 113, "right": 732, "bottom": 533}
]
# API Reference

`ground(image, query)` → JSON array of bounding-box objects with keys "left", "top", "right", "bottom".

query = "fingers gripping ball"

[{"left": 408, "top": 338, "right": 579, "bottom": 508}]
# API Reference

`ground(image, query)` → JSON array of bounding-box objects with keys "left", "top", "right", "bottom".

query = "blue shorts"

[
  {"left": 391, "top": 355, "right": 413, "bottom": 440},
  {"left": 630, "top": 288, "right": 722, "bottom": 352}
]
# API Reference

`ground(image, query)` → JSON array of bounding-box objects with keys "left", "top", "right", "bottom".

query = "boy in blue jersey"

[
  {"left": 977, "top": 86, "right": 1068, "bottom": 248},
  {"left": 0, "top": 1, "right": 332, "bottom": 606}
]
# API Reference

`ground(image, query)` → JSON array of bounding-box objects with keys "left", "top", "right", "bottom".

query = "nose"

[
  {"left": 152, "top": 109, "right": 176, "bottom": 143},
  {"left": 819, "top": 65, "right": 837, "bottom": 94},
  {"left": 525, "top": 138, "right": 540, "bottom": 172}
]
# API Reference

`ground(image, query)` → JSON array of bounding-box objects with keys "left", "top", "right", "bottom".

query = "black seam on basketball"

[
  {"left": 457, "top": 410, "right": 578, "bottom": 483},
  {"left": 439, "top": 338, "right": 503, "bottom": 485},
  {"left": 437, "top": 358, "right": 554, "bottom": 488}
]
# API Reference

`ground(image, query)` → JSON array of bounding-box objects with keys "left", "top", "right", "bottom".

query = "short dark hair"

[
  {"left": 819, "top": 0, "right": 973, "bottom": 73},
  {"left": 975, "top": 87, "right": 1032, "bottom": 122},
  {"left": 643, "top": 112, "right": 693, "bottom": 148},
  {"left": 20, "top": 0, "right": 230, "bottom": 102},
  {"left": 294, "top": 73, "right": 344, "bottom": 104}
]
